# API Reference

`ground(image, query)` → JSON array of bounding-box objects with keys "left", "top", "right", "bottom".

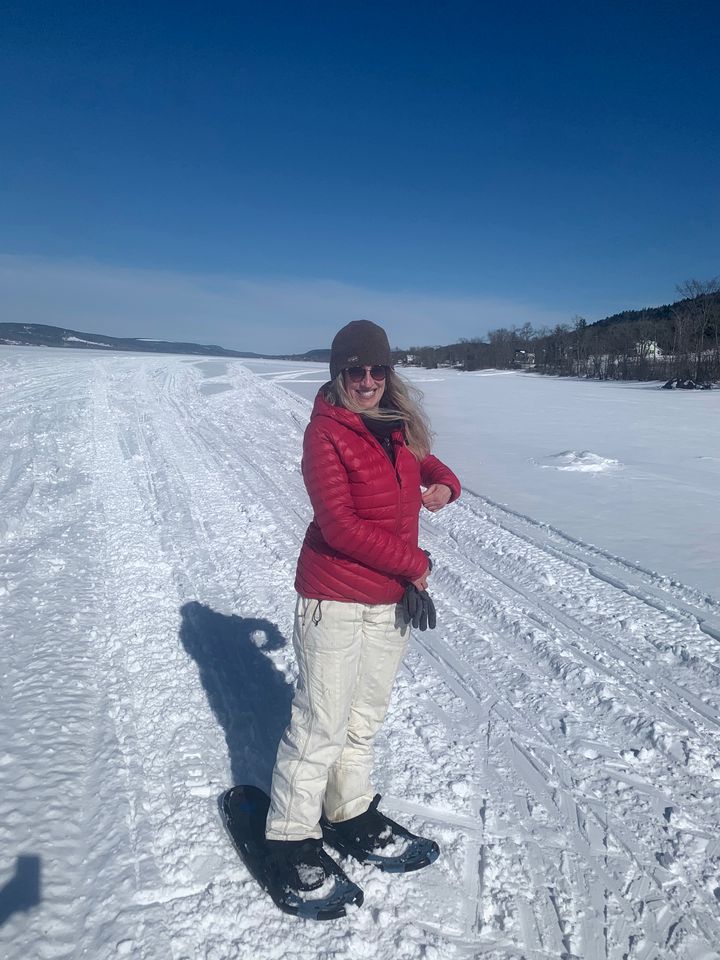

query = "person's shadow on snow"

[
  {"left": 0, "top": 855, "right": 41, "bottom": 928},
  {"left": 179, "top": 601, "right": 293, "bottom": 790}
]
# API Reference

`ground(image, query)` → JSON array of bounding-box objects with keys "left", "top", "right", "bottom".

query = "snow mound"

[{"left": 535, "top": 450, "right": 622, "bottom": 473}]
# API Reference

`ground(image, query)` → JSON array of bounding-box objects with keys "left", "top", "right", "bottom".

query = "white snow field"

[{"left": 1, "top": 347, "right": 720, "bottom": 960}]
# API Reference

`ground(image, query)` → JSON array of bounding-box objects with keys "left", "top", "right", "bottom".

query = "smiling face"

[{"left": 342, "top": 365, "right": 387, "bottom": 410}]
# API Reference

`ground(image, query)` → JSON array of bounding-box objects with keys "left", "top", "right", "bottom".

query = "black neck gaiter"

[{"left": 361, "top": 415, "right": 404, "bottom": 464}]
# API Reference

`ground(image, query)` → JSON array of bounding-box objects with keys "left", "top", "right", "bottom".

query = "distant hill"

[
  {"left": 299, "top": 347, "right": 331, "bottom": 362},
  {"left": 0, "top": 322, "right": 262, "bottom": 357},
  {"left": 591, "top": 290, "right": 720, "bottom": 330},
  {"left": 0, "top": 322, "right": 329, "bottom": 363}
]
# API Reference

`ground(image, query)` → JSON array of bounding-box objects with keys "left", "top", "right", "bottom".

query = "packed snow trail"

[{"left": 1, "top": 350, "right": 719, "bottom": 960}]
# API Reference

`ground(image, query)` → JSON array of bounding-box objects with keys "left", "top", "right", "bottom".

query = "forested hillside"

[{"left": 403, "top": 279, "right": 720, "bottom": 383}]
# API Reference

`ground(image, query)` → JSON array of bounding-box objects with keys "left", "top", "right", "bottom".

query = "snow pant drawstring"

[{"left": 311, "top": 600, "right": 323, "bottom": 625}]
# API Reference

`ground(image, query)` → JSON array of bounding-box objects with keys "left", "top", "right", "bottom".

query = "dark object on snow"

[
  {"left": 220, "top": 785, "right": 363, "bottom": 920},
  {"left": 401, "top": 584, "right": 437, "bottom": 630},
  {"left": 662, "top": 377, "right": 714, "bottom": 390},
  {"left": 322, "top": 794, "right": 440, "bottom": 873}
]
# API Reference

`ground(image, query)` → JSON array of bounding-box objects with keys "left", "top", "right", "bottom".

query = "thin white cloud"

[{"left": 0, "top": 254, "right": 567, "bottom": 352}]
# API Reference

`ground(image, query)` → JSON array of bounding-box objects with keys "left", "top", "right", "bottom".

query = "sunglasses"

[{"left": 343, "top": 365, "right": 388, "bottom": 382}]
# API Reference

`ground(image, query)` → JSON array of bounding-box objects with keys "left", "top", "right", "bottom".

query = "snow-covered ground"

[{"left": 2, "top": 347, "right": 720, "bottom": 960}]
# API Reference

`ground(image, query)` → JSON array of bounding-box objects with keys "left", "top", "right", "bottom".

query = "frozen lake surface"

[{"left": 2, "top": 347, "right": 719, "bottom": 960}]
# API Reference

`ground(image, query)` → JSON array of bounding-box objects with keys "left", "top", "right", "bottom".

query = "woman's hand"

[
  {"left": 411, "top": 565, "right": 430, "bottom": 591},
  {"left": 422, "top": 484, "right": 452, "bottom": 512}
]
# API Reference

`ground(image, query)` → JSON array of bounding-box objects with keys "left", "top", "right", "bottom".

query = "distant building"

[
  {"left": 635, "top": 340, "right": 663, "bottom": 360},
  {"left": 513, "top": 349, "right": 536, "bottom": 369}
]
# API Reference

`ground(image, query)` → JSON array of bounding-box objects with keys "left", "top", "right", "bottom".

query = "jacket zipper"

[{"left": 363, "top": 430, "right": 403, "bottom": 532}]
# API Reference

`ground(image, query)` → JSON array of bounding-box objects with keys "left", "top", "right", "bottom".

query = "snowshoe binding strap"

[
  {"left": 265, "top": 838, "right": 327, "bottom": 892},
  {"left": 321, "top": 795, "right": 440, "bottom": 873}
]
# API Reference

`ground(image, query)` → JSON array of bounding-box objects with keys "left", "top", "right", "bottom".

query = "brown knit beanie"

[{"left": 329, "top": 320, "right": 392, "bottom": 380}]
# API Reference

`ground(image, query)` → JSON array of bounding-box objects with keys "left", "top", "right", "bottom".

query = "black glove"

[
  {"left": 418, "top": 589, "right": 437, "bottom": 630},
  {"left": 401, "top": 583, "right": 422, "bottom": 627},
  {"left": 401, "top": 584, "right": 437, "bottom": 631}
]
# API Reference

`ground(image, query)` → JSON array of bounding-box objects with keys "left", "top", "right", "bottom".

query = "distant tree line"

[{"left": 398, "top": 279, "right": 720, "bottom": 384}]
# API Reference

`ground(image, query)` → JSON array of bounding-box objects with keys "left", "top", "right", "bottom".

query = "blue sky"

[{"left": 1, "top": 1, "right": 718, "bottom": 352}]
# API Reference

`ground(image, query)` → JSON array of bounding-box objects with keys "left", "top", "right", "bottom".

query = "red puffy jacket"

[{"left": 295, "top": 391, "right": 461, "bottom": 604}]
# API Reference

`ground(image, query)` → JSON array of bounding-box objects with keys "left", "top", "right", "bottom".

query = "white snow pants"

[{"left": 265, "top": 596, "right": 410, "bottom": 841}]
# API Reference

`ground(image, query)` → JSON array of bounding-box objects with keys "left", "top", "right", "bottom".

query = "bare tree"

[{"left": 674, "top": 278, "right": 720, "bottom": 381}]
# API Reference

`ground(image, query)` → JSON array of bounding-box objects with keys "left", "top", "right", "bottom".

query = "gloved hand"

[
  {"left": 418, "top": 589, "right": 436, "bottom": 630},
  {"left": 401, "top": 583, "right": 422, "bottom": 626},
  {"left": 401, "top": 584, "right": 437, "bottom": 631}
]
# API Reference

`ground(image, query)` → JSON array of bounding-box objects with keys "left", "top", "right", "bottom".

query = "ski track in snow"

[{"left": 1, "top": 351, "right": 719, "bottom": 960}]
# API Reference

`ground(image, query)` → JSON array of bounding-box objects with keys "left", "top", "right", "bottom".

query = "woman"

[{"left": 265, "top": 319, "right": 460, "bottom": 895}]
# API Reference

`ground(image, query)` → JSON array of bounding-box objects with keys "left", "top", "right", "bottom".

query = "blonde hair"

[{"left": 324, "top": 367, "right": 433, "bottom": 460}]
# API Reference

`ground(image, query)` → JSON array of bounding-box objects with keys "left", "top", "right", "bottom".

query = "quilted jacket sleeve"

[
  {"left": 419, "top": 454, "right": 462, "bottom": 502},
  {"left": 303, "top": 425, "right": 429, "bottom": 580}
]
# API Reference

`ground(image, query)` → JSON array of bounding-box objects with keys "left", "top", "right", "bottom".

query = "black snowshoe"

[
  {"left": 221, "top": 785, "right": 364, "bottom": 920},
  {"left": 321, "top": 794, "right": 440, "bottom": 873}
]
